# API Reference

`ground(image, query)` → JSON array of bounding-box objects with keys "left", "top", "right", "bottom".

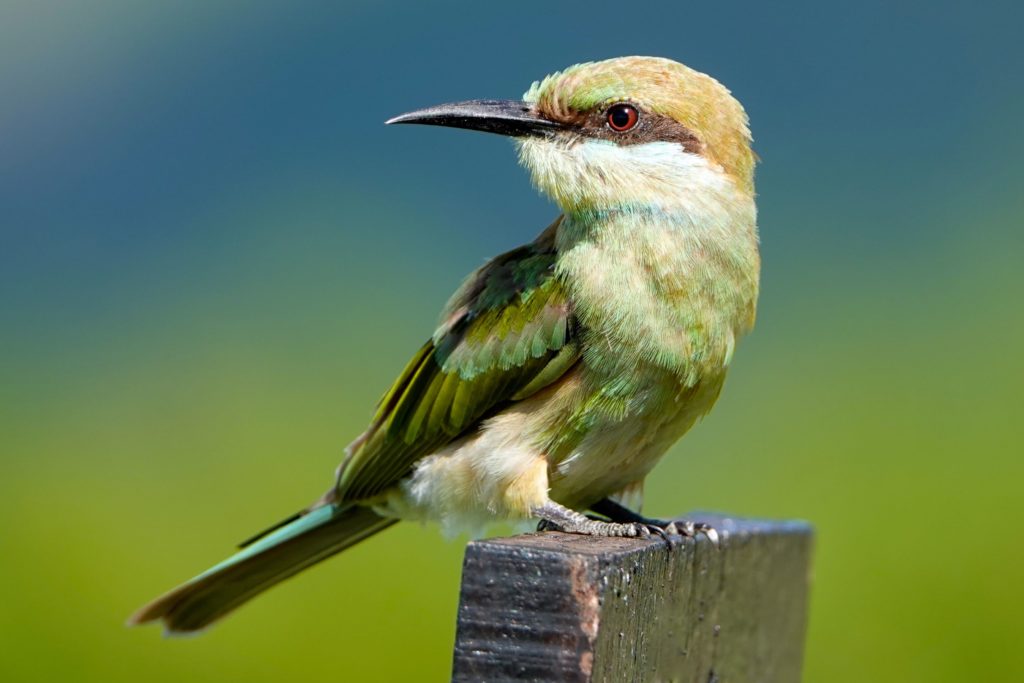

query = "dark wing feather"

[{"left": 336, "top": 220, "right": 577, "bottom": 502}]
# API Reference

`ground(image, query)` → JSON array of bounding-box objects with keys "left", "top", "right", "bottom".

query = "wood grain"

[{"left": 451, "top": 514, "right": 813, "bottom": 682}]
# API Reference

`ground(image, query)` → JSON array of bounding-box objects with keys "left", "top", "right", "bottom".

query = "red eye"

[{"left": 607, "top": 104, "right": 639, "bottom": 132}]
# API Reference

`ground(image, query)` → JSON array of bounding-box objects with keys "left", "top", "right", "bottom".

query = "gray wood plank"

[{"left": 451, "top": 513, "right": 813, "bottom": 682}]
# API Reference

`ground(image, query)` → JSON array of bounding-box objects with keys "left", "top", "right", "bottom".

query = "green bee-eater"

[{"left": 130, "top": 56, "right": 759, "bottom": 634}]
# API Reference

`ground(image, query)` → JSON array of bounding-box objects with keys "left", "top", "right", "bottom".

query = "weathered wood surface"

[{"left": 451, "top": 514, "right": 813, "bottom": 683}]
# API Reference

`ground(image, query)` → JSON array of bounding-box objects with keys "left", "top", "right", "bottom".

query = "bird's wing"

[{"left": 336, "top": 219, "right": 578, "bottom": 502}]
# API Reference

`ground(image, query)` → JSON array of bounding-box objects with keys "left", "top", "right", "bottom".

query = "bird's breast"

[{"left": 556, "top": 209, "right": 758, "bottom": 387}]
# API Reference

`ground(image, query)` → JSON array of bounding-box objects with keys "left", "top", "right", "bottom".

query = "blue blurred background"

[{"left": 2, "top": 1, "right": 1022, "bottom": 680}]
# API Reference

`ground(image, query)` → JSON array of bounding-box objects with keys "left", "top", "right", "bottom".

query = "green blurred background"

[{"left": 2, "top": 1, "right": 1022, "bottom": 680}]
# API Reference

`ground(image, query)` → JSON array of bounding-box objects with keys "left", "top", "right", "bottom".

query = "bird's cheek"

[{"left": 517, "top": 138, "right": 575, "bottom": 202}]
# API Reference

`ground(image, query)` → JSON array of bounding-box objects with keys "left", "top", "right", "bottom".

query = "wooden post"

[{"left": 451, "top": 514, "right": 813, "bottom": 682}]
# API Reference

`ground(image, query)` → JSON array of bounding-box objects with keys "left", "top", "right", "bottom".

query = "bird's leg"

[
  {"left": 534, "top": 501, "right": 671, "bottom": 540},
  {"left": 589, "top": 498, "right": 668, "bottom": 525},
  {"left": 590, "top": 498, "right": 719, "bottom": 545}
]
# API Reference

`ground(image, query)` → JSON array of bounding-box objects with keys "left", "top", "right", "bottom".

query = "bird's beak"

[{"left": 386, "top": 99, "right": 564, "bottom": 137}]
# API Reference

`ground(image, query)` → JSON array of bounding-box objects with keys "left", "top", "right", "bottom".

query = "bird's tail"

[{"left": 128, "top": 503, "right": 396, "bottom": 634}]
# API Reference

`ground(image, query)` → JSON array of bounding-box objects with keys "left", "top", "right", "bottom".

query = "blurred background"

[{"left": 2, "top": 1, "right": 1022, "bottom": 680}]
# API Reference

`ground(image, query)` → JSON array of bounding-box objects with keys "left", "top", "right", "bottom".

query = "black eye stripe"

[{"left": 549, "top": 103, "right": 702, "bottom": 153}]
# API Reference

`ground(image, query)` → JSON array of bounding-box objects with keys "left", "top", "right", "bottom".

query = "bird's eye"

[{"left": 606, "top": 104, "right": 639, "bottom": 132}]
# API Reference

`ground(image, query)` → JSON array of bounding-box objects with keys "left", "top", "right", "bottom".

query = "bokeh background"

[{"left": 2, "top": 1, "right": 1022, "bottom": 681}]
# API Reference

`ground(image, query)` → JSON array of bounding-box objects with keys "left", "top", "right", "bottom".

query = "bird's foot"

[
  {"left": 536, "top": 514, "right": 661, "bottom": 539},
  {"left": 588, "top": 497, "right": 720, "bottom": 546},
  {"left": 535, "top": 502, "right": 691, "bottom": 545}
]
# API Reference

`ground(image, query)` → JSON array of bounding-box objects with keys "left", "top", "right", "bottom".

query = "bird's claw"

[
  {"left": 635, "top": 520, "right": 720, "bottom": 548},
  {"left": 629, "top": 521, "right": 676, "bottom": 547},
  {"left": 536, "top": 518, "right": 562, "bottom": 533},
  {"left": 673, "top": 520, "right": 720, "bottom": 546}
]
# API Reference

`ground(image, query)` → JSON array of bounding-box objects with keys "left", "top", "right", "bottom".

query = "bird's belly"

[
  {"left": 373, "top": 363, "right": 725, "bottom": 536},
  {"left": 546, "top": 365, "right": 726, "bottom": 510},
  {"left": 373, "top": 396, "right": 565, "bottom": 537}
]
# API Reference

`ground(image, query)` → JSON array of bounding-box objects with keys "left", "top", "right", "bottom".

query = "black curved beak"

[{"left": 386, "top": 99, "right": 563, "bottom": 138}]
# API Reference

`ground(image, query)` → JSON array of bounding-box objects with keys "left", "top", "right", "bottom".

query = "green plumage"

[
  {"left": 130, "top": 222, "right": 582, "bottom": 634},
  {"left": 128, "top": 505, "right": 394, "bottom": 633},
  {"left": 336, "top": 220, "right": 578, "bottom": 501},
  {"left": 129, "top": 56, "right": 759, "bottom": 637}
]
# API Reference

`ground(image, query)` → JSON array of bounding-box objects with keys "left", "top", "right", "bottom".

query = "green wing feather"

[{"left": 336, "top": 220, "right": 577, "bottom": 502}]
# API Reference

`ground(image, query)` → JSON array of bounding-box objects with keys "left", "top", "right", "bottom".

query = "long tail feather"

[{"left": 128, "top": 504, "right": 395, "bottom": 634}]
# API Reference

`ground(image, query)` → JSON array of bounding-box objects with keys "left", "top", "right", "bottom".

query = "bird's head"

[{"left": 388, "top": 56, "right": 754, "bottom": 213}]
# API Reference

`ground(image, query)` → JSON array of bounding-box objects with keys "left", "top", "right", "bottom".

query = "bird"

[{"left": 129, "top": 56, "right": 759, "bottom": 635}]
